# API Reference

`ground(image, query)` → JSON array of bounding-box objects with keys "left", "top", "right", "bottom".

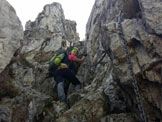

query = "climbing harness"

[{"left": 118, "top": 11, "right": 148, "bottom": 122}]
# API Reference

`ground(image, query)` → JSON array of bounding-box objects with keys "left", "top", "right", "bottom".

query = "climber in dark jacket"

[{"left": 53, "top": 47, "right": 86, "bottom": 102}]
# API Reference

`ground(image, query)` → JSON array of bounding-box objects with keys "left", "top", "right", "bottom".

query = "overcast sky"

[{"left": 7, "top": 0, "right": 95, "bottom": 40}]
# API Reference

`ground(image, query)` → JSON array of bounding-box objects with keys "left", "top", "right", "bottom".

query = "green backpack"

[{"left": 48, "top": 49, "right": 69, "bottom": 73}]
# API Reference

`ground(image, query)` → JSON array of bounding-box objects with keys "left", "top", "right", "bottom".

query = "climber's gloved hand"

[
  {"left": 83, "top": 53, "right": 88, "bottom": 57},
  {"left": 82, "top": 56, "right": 86, "bottom": 60}
]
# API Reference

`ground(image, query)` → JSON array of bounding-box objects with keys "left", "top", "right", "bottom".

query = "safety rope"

[{"left": 117, "top": 11, "right": 148, "bottom": 122}]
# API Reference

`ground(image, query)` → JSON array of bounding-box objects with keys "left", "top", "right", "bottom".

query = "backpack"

[{"left": 48, "top": 49, "right": 69, "bottom": 74}]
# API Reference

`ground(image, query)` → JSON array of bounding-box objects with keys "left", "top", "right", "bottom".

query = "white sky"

[{"left": 6, "top": 0, "right": 95, "bottom": 40}]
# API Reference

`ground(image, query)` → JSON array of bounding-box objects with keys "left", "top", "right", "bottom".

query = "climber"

[{"left": 53, "top": 47, "right": 87, "bottom": 102}]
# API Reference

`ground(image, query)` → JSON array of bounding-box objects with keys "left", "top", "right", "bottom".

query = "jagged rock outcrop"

[
  {"left": 0, "top": 1, "right": 49, "bottom": 122},
  {"left": 55, "top": 89, "right": 108, "bottom": 122},
  {"left": 25, "top": 2, "right": 79, "bottom": 44},
  {"left": 1, "top": 0, "right": 162, "bottom": 122},
  {"left": 0, "top": 1, "right": 80, "bottom": 122},
  {"left": 0, "top": 0, "right": 23, "bottom": 73},
  {"left": 19, "top": 2, "right": 80, "bottom": 97},
  {"left": 80, "top": 0, "right": 162, "bottom": 121}
]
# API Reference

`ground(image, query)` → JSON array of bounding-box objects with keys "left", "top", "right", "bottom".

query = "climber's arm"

[{"left": 72, "top": 56, "right": 85, "bottom": 63}]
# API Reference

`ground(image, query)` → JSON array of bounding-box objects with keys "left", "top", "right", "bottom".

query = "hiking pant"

[{"left": 53, "top": 68, "right": 81, "bottom": 101}]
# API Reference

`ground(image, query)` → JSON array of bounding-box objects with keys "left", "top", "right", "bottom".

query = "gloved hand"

[
  {"left": 83, "top": 53, "right": 88, "bottom": 56},
  {"left": 82, "top": 56, "right": 86, "bottom": 60}
]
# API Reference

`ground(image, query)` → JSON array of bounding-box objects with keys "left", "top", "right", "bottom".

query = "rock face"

[
  {"left": 82, "top": 0, "right": 162, "bottom": 121},
  {"left": 25, "top": 2, "right": 79, "bottom": 44},
  {"left": 139, "top": 0, "right": 162, "bottom": 35},
  {"left": 19, "top": 2, "right": 80, "bottom": 97},
  {"left": 0, "top": 0, "right": 23, "bottom": 73},
  {"left": 1, "top": 0, "right": 162, "bottom": 122},
  {"left": 0, "top": 1, "right": 79, "bottom": 122}
]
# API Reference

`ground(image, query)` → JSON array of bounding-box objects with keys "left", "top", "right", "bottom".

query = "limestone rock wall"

[
  {"left": 18, "top": 2, "right": 80, "bottom": 97},
  {"left": 0, "top": 1, "right": 80, "bottom": 122},
  {"left": 82, "top": 0, "right": 162, "bottom": 121},
  {"left": 1, "top": 0, "right": 162, "bottom": 122},
  {"left": 25, "top": 2, "right": 79, "bottom": 43},
  {"left": 0, "top": 0, "right": 23, "bottom": 73}
]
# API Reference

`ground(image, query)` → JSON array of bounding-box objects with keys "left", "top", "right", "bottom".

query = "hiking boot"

[
  {"left": 59, "top": 95, "right": 66, "bottom": 103},
  {"left": 74, "top": 84, "right": 81, "bottom": 92}
]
